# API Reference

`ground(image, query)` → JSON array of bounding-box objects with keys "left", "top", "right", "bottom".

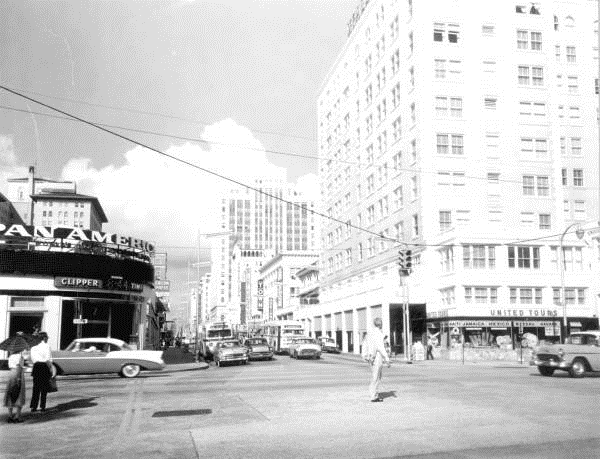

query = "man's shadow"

[
  {"left": 379, "top": 391, "right": 397, "bottom": 400},
  {"left": 26, "top": 397, "right": 98, "bottom": 423}
]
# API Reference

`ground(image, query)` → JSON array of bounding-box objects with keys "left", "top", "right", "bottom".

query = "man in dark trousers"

[
  {"left": 426, "top": 336, "right": 435, "bottom": 360},
  {"left": 30, "top": 332, "right": 53, "bottom": 412}
]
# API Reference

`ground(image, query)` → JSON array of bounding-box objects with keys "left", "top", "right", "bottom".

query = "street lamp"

[{"left": 559, "top": 223, "right": 585, "bottom": 343}]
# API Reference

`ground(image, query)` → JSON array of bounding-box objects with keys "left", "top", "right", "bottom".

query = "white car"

[
  {"left": 52, "top": 337, "right": 165, "bottom": 378},
  {"left": 288, "top": 337, "right": 322, "bottom": 360}
]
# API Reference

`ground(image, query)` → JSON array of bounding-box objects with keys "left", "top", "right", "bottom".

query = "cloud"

[
  {"left": 59, "top": 118, "right": 291, "bottom": 252},
  {"left": 0, "top": 136, "right": 28, "bottom": 194}
]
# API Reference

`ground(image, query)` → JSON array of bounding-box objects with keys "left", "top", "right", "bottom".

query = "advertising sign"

[
  {"left": 0, "top": 224, "right": 155, "bottom": 255},
  {"left": 257, "top": 297, "right": 264, "bottom": 312}
]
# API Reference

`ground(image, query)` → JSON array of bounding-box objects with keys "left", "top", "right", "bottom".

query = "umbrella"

[{"left": 0, "top": 335, "right": 30, "bottom": 354}]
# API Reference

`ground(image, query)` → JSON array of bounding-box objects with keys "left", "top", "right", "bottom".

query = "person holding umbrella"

[{"left": 1, "top": 333, "right": 29, "bottom": 423}]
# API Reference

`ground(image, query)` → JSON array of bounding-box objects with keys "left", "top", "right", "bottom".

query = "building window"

[
  {"left": 574, "top": 200, "right": 586, "bottom": 219},
  {"left": 566, "top": 46, "right": 576, "bottom": 63},
  {"left": 463, "top": 245, "right": 496, "bottom": 269},
  {"left": 571, "top": 137, "right": 582, "bottom": 156},
  {"left": 539, "top": 214, "right": 551, "bottom": 230},
  {"left": 433, "top": 23, "right": 460, "bottom": 43},
  {"left": 436, "top": 134, "right": 449, "bottom": 154},
  {"left": 412, "top": 214, "right": 419, "bottom": 238},
  {"left": 439, "top": 211, "right": 451, "bottom": 231},
  {"left": 440, "top": 246, "right": 454, "bottom": 272},
  {"left": 573, "top": 169, "right": 583, "bottom": 187},
  {"left": 484, "top": 97, "right": 497, "bottom": 109},
  {"left": 568, "top": 76, "right": 578, "bottom": 94},
  {"left": 562, "top": 168, "right": 568, "bottom": 186},
  {"left": 508, "top": 246, "right": 540, "bottom": 269},
  {"left": 482, "top": 25, "right": 495, "bottom": 36}
]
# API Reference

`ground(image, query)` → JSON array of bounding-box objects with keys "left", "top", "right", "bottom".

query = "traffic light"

[
  {"left": 398, "top": 249, "right": 412, "bottom": 277},
  {"left": 405, "top": 250, "right": 412, "bottom": 271}
]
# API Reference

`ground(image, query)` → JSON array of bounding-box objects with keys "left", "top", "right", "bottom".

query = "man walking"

[
  {"left": 362, "top": 318, "right": 390, "bottom": 403},
  {"left": 30, "top": 332, "right": 53, "bottom": 413},
  {"left": 426, "top": 336, "right": 435, "bottom": 360}
]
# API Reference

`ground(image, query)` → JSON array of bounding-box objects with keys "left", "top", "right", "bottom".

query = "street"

[{"left": 1, "top": 353, "right": 599, "bottom": 459}]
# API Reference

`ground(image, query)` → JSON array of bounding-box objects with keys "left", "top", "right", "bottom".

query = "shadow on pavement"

[
  {"left": 379, "top": 390, "right": 397, "bottom": 400},
  {"left": 25, "top": 397, "right": 98, "bottom": 423}
]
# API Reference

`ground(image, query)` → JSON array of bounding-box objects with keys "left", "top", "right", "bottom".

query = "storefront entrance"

[{"left": 389, "top": 303, "right": 427, "bottom": 355}]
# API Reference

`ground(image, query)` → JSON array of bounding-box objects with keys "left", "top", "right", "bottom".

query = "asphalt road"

[{"left": 1, "top": 353, "right": 598, "bottom": 458}]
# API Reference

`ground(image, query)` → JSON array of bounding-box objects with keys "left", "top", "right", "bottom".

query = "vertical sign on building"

[
  {"left": 257, "top": 279, "right": 264, "bottom": 312},
  {"left": 268, "top": 298, "right": 273, "bottom": 320}
]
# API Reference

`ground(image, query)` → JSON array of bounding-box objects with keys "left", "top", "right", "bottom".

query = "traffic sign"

[{"left": 73, "top": 318, "right": 88, "bottom": 324}]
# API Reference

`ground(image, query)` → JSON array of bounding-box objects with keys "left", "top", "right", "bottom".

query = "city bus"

[
  {"left": 198, "top": 322, "right": 234, "bottom": 360},
  {"left": 256, "top": 320, "right": 305, "bottom": 354}
]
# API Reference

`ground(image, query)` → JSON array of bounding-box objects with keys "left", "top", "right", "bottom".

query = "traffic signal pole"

[{"left": 397, "top": 249, "right": 413, "bottom": 362}]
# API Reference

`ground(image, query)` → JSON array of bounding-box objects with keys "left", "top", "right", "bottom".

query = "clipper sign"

[{"left": 0, "top": 224, "right": 155, "bottom": 255}]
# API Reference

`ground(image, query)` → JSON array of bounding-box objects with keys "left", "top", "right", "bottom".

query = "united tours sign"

[{"left": 0, "top": 224, "right": 155, "bottom": 255}]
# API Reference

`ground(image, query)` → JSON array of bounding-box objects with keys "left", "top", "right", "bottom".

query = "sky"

[{"left": 0, "top": 0, "right": 356, "bottom": 324}]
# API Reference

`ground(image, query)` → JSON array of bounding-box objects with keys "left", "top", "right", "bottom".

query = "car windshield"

[
  {"left": 219, "top": 341, "right": 240, "bottom": 348},
  {"left": 294, "top": 338, "right": 315, "bottom": 344}
]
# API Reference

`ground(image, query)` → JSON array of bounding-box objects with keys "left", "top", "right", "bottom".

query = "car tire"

[
  {"left": 568, "top": 358, "right": 587, "bottom": 378},
  {"left": 121, "top": 364, "right": 141, "bottom": 378},
  {"left": 538, "top": 366, "right": 554, "bottom": 377}
]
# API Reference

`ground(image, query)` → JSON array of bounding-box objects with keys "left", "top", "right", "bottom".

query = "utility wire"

[
  {"left": 1, "top": 87, "right": 595, "bottom": 251},
  {"left": 0, "top": 102, "right": 569, "bottom": 189},
  {"left": 0, "top": 85, "right": 406, "bottom": 247},
  {"left": 1, "top": 86, "right": 317, "bottom": 142}
]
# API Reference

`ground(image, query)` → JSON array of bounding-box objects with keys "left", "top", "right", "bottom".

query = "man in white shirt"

[
  {"left": 361, "top": 317, "right": 390, "bottom": 402},
  {"left": 30, "top": 332, "right": 53, "bottom": 412}
]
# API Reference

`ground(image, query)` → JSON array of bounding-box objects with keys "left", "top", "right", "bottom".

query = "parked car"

[
  {"left": 318, "top": 336, "right": 340, "bottom": 353},
  {"left": 530, "top": 331, "right": 600, "bottom": 377},
  {"left": 243, "top": 337, "right": 274, "bottom": 361},
  {"left": 52, "top": 338, "right": 165, "bottom": 378},
  {"left": 213, "top": 340, "right": 249, "bottom": 367},
  {"left": 288, "top": 337, "right": 321, "bottom": 360}
]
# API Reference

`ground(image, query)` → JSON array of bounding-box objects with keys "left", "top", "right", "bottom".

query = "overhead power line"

[
  {"left": 0, "top": 102, "right": 564, "bottom": 189},
  {"left": 1, "top": 86, "right": 317, "bottom": 143},
  {"left": 1, "top": 86, "right": 595, "bottom": 251},
  {"left": 0, "top": 85, "right": 405, "bottom": 247}
]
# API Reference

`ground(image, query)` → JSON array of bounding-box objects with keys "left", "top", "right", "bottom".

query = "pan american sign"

[{"left": 0, "top": 224, "right": 155, "bottom": 255}]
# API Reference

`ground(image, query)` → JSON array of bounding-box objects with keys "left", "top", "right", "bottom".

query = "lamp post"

[{"left": 559, "top": 223, "right": 585, "bottom": 343}]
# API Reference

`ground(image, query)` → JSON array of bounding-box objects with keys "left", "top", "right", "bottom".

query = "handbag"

[{"left": 47, "top": 376, "right": 58, "bottom": 393}]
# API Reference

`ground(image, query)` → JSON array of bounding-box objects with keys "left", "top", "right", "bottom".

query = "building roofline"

[{"left": 31, "top": 193, "right": 108, "bottom": 223}]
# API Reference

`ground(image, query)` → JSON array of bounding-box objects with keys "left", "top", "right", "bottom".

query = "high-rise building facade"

[
  {"left": 305, "top": 0, "right": 600, "bottom": 355},
  {"left": 205, "top": 178, "right": 318, "bottom": 325}
]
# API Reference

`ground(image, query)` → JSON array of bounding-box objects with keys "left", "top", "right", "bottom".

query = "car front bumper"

[
  {"left": 248, "top": 352, "right": 273, "bottom": 360},
  {"left": 531, "top": 358, "right": 570, "bottom": 369}
]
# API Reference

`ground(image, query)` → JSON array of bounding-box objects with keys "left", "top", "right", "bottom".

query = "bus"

[
  {"left": 256, "top": 320, "right": 305, "bottom": 354},
  {"left": 198, "top": 322, "right": 234, "bottom": 360}
]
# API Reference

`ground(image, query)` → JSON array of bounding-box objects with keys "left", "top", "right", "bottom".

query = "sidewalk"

[{"left": 327, "top": 351, "right": 531, "bottom": 367}]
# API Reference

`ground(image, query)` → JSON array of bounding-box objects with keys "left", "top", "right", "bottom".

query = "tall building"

[
  {"left": 204, "top": 178, "right": 318, "bottom": 324},
  {"left": 6, "top": 166, "right": 107, "bottom": 230},
  {"left": 306, "top": 0, "right": 600, "bottom": 356}
]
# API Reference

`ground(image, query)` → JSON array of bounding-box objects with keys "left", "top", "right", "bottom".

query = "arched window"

[{"left": 565, "top": 16, "right": 575, "bottom": 28}]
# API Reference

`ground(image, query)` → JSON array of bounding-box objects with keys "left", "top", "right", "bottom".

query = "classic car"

[
  {"left": 243, "top": 337, "right": 274, "bottom": 361},
  {"left": 52, "top": 338, "right": 165, "bottom": 378},
  {"left": 318, "top": 336, "right": 340, "bottom": 353},
  {"left": 530, "top": 331, "right": 600, "bottom": 378},
  {"left": 213, "top": 340, "right": 249, "bottom": 367},
  {"left": 288, "top": 337, "right": 321, "bottom": 360}
]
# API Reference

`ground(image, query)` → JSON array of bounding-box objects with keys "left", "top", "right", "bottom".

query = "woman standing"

[{"left": 3, "top": 350, "right": 27, "bottom": 423}]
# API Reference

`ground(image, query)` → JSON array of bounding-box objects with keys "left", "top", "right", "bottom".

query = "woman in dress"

[{"left": 3, "top": 350, "right": 27, "bottom": 423}]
